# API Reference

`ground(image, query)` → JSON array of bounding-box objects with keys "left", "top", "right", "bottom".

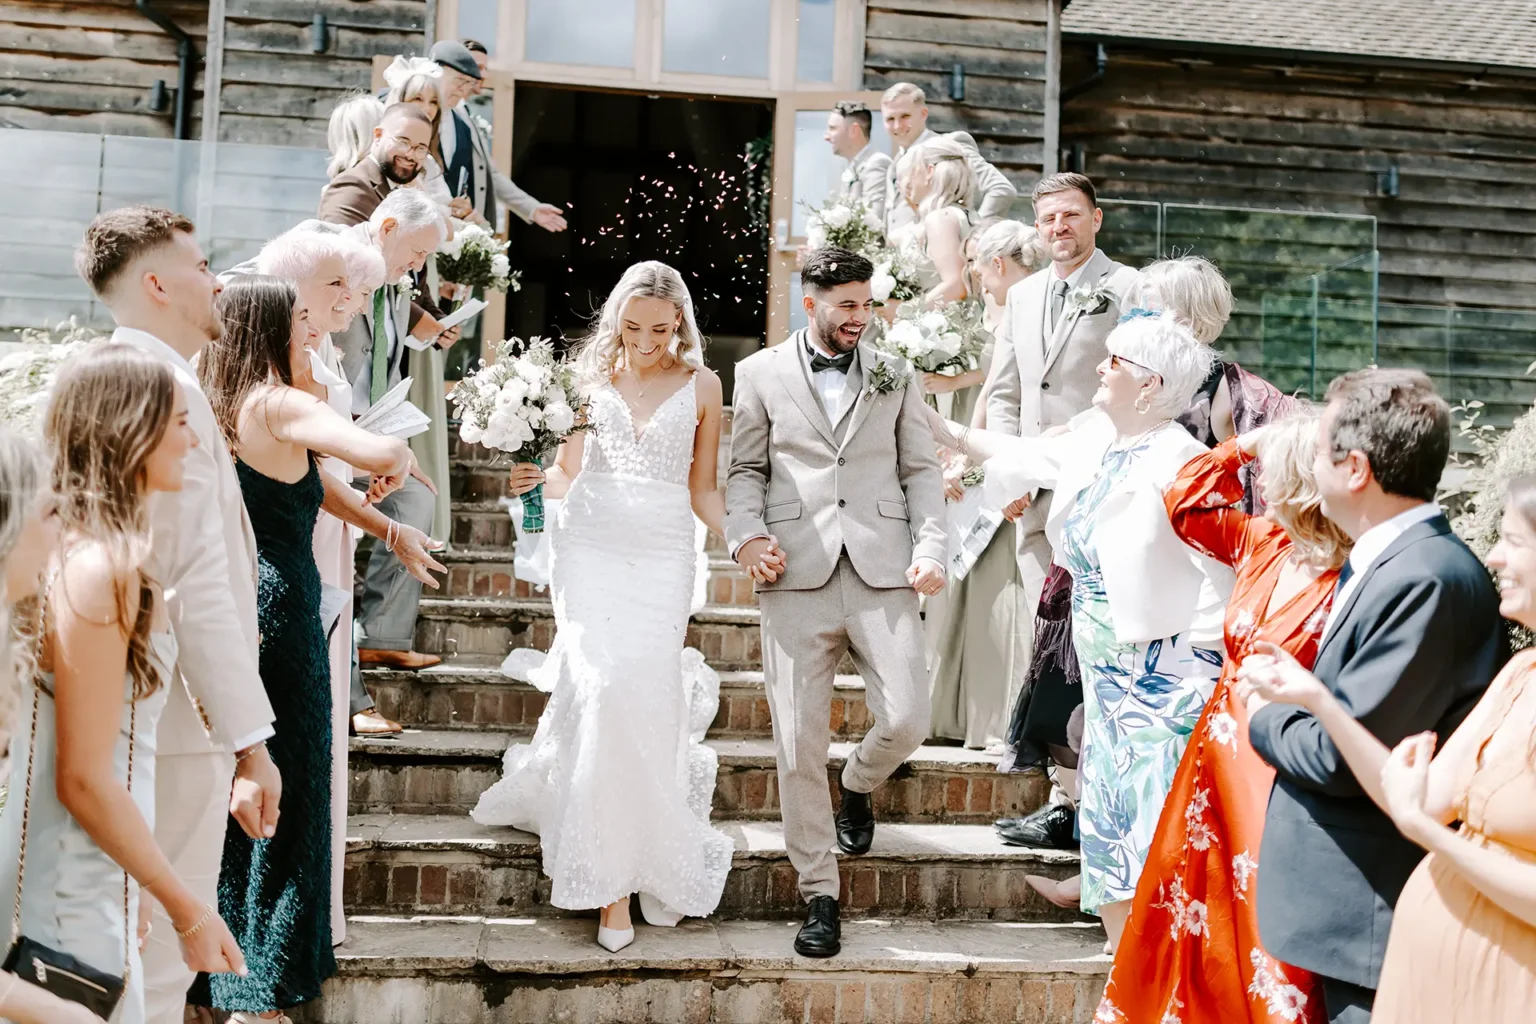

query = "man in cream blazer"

[
  {"left": 725, "top": 248, "right": 946, "bottom": 959},
  {"left": 880, "top": 82, "right": 1016, "bottom": 235},
  {"left": 75, "top": 206, "right": 279, "bottom": 1023},
  {"left": 824, "top": 101, "right": 892, "bottom": 229}
]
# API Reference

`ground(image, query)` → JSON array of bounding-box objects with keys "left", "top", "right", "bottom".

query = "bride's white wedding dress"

[{"left": 471, "top": 372, "right": 734, "bottom": 918}]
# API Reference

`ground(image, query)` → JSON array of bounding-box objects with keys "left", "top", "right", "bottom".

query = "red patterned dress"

[{"left": 1097, "top": 437, "right": 1335, "bottom": 1024}]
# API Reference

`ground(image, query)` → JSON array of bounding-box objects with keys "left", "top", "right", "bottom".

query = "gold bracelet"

[
  {"left": 176, "top": 905, "right": 215, "bottom": 940},
  {"left": 234, "top": 741, "right": 265, "bottom": 764}
]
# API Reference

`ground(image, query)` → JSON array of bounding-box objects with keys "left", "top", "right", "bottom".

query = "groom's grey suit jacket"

[
  {"left": 1249, "top": 515, "right": 1505, "bottom": 989},
  {"left": 724, "top": 331, "right": 946, "bottom": 591}
]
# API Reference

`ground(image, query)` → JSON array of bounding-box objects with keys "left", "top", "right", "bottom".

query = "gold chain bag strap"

[{"left": 1, "top": 573, "right": 131, "bottom": 1019}]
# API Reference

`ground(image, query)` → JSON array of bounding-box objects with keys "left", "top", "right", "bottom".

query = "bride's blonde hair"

[{"left": 576, "top": 261, "right": 706, "bottom": 385}]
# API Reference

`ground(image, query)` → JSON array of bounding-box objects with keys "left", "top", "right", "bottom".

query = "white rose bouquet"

[
  {"left": 803, "top": 196, "right": 883, "bottom": 253},
  {"left": 875, "top": 302, "right": 988, "bottom": 405},
  {"left": 436, "top": 223, "right": 522, "bottom": 294},
  {"left": 868, "top": 247, "right": 922, "bottom": 306},
  {"left": 450, "top": 336, "right": 584, "bottom": 533},
  {"left": 0, "top": 318, "right": 100, "bottom": 435}
]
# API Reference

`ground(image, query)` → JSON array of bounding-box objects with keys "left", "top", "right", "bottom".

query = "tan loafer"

[
  {"left": 358, "top": 649, "right": 442, "bottom": 670},
  {"left": 352, "top": 708, "right": 404, "bottom": 735}
]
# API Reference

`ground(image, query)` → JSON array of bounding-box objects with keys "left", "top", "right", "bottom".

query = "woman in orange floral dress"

[{"left": 1098, "top": 415, "right": 1351, "bottom": 1024}]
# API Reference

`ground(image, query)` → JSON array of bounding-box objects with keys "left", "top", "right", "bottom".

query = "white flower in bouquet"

[
  {"left": 494, "top": 377, "right": 530, "bottom": 409},
  {"left": 821, "top": 205, "right": 853, "bottom": 230},
  {"left": 490, "top": 253, "right": 511, "bottom": 278},
  {"left": 437, "top": 224, "right": 521, "bottom": 293},
  {"left": 883, "top": 319, "right": 934, "bottom": 359},
  {"left": 800, "top": 196, "right": 883, "bottom": 253},
  {"left": 919, "top": 311, "right": 948, "bottom": 335},
  {"left": 460, "top": 419, "right": 484, "bottom": 444},
  {"left": 544, "top": 402, "right": 575, "bottom": 434},
  {"left": 866, "top": 246, "right": 921, "bottom": 303},
  {"left": 450, "top": 336, "right": 585, "bottom": 463},
  {"left": 933, "top": 330, "right": 964, "bottom": 360},
  {"left": 878, "top": 299, "right": 989, "bottom": 375},
  {"left": 871, "top": 263, "right": 898, "bottom": 303}
]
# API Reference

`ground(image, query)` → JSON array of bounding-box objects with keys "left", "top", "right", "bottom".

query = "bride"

[{"left": 471, "top": 261, "right": 754, "bottom": 952}]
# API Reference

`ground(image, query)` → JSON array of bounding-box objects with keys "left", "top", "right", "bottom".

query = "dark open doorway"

[{"left": 503, "top": 84, "right": 774, "bottom": 397}]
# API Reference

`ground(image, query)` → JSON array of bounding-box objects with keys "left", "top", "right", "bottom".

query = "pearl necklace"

[{"left": 1109, "top": 418, "right": 1173, "bottom": 453}]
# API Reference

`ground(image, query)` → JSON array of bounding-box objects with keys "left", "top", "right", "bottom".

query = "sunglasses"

[{"left": 1109, "top": 352, "right": 1152, "bottom": 374}]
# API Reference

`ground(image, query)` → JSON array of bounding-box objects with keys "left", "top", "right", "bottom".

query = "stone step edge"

[
  {"left": 332, "top": 915, "right": 1109, "bottom": 978},
  {"left": 345, "top": 814, "right": 1080, "bottom": 867},
  {"left": 361, "top": 664, "right": 867, "bottom": 693},
  {"left": 417, "top": 596, "right": 759, "bottom": 625},
  {"left": 349, "top": 732, "right": 1009, "bottom": 775}
]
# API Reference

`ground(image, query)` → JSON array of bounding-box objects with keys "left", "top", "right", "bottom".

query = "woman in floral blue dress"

[{"left": 926, "top": 312, "right": 1234, "bottom": 948}]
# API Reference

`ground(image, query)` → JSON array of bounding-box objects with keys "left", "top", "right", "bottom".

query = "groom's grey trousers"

[
  {"left": 758, "top": 553, "right": 929, "bottom": 901},
  {"left": 354, "top": 475, "right": 435, "bottom": 651}
]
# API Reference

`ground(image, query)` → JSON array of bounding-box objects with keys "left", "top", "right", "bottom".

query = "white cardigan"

[{"left": 982, "top": 410, "right": 1234, "bottom": 646}]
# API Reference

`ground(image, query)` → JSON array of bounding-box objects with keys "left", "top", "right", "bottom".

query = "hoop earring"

[{"left": 1134, "top": 392, "right": 1152, "bottom": 414}]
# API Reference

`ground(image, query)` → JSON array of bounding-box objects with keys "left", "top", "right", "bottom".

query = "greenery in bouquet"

[
  {"left": 436, "top": 224, "right": 521, "bottom": 293},
  {"left": 875, "top": 303, "right": 988, "bottom": 377},
  {"left": 803, "top": 196, "right": 883, "bottom": 254},
  {"left": 0, "top": 318, "right": 102, "bottom": 435},
  {"left": 449, "top": 336, "right": 584, "bottom": 532},
  {"left": 868, "top": 246, "right": 922, "bottom": 305}
]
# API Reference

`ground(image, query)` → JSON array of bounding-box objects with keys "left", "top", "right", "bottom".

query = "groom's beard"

[{"left": 812, "top": 309, "right": 865, "bottom": 354}]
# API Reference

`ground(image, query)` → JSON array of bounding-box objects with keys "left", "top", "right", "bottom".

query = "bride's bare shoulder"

[{"left": 693, "top": 366, "right": 722, "bottom": 416}]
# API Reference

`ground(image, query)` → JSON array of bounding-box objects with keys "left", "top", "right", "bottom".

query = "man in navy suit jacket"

[{"left": 1243, "top": 369, "right": 1506, "bottom": 1024}]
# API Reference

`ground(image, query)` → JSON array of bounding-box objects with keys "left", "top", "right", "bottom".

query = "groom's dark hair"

[{"left": 800, "top": 247, "right": 872, "bottom": 294}]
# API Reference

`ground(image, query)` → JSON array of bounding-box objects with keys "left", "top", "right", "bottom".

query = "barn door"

[{"left": 765, "top": 90, "right": 889, "bottom": 345}]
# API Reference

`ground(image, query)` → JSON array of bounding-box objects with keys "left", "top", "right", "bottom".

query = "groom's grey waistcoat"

[{"left": 724, "top": 330, "right": 946, "bottom": 591}]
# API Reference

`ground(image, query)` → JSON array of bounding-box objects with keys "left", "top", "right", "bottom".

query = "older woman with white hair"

[{"left": 928, "top": 312, "right": 1236, "bottom": 948}]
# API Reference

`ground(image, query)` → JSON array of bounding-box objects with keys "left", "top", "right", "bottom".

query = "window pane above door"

[
  {"left": 796, "top": 0, "right": 836, "bottom": 83},
  {"left": 663, "top": 0, "right": 771, "bottom": 78},
  {"left": 527, "top": 0, "right": 637, "bottom": 68},
  {"left": 458, "top": 0, "right": 500, "bottom": 56}
]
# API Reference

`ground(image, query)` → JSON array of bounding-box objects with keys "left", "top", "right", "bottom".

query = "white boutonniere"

[
  {"left": 864, "top": 358, "right": 910, "bottom": 398},
  {"left": 396, "top": 273, "right": 420, "bottom": 301},
  {"left": 471, "top": 113, "right": 494, "bottom": 138},
  {"left": 841, "top": 165, "right": 857, "bottom": 187},
  {"left": 1067, "top": 282, "right": 1116, "bottom": 317}
]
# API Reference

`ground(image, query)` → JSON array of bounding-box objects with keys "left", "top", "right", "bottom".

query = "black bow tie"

[{"left": 808, "top": 346, "right": 855, "bottom": 374}]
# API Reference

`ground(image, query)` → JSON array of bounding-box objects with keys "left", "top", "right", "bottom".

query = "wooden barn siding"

[
  {"left": 863, "top": 0, "right": 1050, "bottom": 191},
  {"left": 1061, "top": 44, "right": 1536, "bottom": 425},
  {"left": 0, "top": 0, "right": 206, "bottom": 137},
  {"left": 215, "top": 0, "right": 427, "bottom": 146}
]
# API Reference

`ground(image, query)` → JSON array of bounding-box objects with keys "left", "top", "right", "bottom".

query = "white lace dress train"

[{"left": 471, "top": 374, "right": 733, "bottom": 917}]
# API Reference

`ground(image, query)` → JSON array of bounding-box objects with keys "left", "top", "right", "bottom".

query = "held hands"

[
  {"left": 1382, "top": 732, "right": 1440, "bottom": 842},
  {"left": 1235, "top": 640, "right": 1330, "bottom": 714},
  {"left": 229, "top": 742, "right": 282, "bottom": 840},
  {"left": 942, "top": 457, "right": 967, "bottom": 502},
  {"left": 509, "top": 462, "right": 546, "bottom": 497},
  {"left": 736, "top": 536, "right": 788, "bottom": 585},
  {"left": 449, "top": 195, "right": 474, "bottom": 220},
  {"left": 907, "top": 557, "right": 945, "bottom": 597},
  {"left": 1001, "top": 494, "right": 1032, "bottom": 522}
]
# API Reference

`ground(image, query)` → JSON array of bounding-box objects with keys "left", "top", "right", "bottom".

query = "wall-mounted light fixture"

[
  {"left": 949, "top": 63, "right": 966, "bottom": 102},
  {"left": 311, "top": 14, "right": 329, "bottom": 54},
  {"left": 148, "top": 79, "right": 168, "bottom": 113},
  {"left": 1377, "top": 163, "right": 1401, "bottom": 198}
]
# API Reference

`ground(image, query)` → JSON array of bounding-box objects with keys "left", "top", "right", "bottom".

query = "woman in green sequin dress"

[{"left": 192, "top": 276, "right": 419, "bottom": 1020}]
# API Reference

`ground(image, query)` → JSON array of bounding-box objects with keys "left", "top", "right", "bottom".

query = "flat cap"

[{"left": 429, "top": 40, "right": 483, "bottom": 80}]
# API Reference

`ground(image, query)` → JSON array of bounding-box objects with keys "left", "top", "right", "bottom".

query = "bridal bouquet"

[
  {"left": 869, "top": 247, "right": 923, "bottom": 306},
  {"left": 876, "top": 303, "right": 987, "bottom": 378},
  {"left": 0, "top": 319, "right": 99, "bottom": 435},
  {"left": 450, "top": 336, "right": 582, "bottom": 533},
  {"left": 436, "top": 224, "right": 522, "bottom": 293},
  {"left": 803, "top": 196, "right": 883, "bottom": 253}
]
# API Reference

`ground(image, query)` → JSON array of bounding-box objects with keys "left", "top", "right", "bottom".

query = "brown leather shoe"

[
  {"left": 351, "top": 708, "right": 404, "bottom": 736},
  {"left": 1024, "top": 873, "right": 1081, "bottom": 909},
  {"left": 358, "top": 649, "right": 442, "bottom": 669}
]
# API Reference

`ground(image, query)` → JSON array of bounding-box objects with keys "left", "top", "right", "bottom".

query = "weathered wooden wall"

[
  {"left": 0, "top": 0, "right": 206, "bottom": 137},
  {"left": 1061, "top": 43, "right": 1536, "bottom": 426},
  {"left": 863, "top": 0, "right": 1050, "bottom": 197},
  {"left": 213, "top": 0, "right": 427, "bottom": 146}
]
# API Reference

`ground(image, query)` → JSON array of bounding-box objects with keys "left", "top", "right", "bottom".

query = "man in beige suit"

[
  {"left": 75, "top": 207, "right": 280, "bottom": 1023},
  {"left": 725, "top": 248, "right": 946, "bottom": 959},
  {"left": 881, "top": 81, "right": 1016, "bottom": 235},
  {"left": 985, "top": 172, "right": 1139, "bottom": 852},
  {"left": 824, "top": 101, "right": 891, "bottom": 228}
]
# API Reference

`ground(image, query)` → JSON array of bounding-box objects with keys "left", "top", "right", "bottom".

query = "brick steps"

[
  {"left": 450, "top": 499, "right": 732, "bottom": 555},
  {"left": 437, "top": 548, "right": 757, "bottom": 606},
  {"left": 412, "top": 596, "right": 769, "bottom": 671},
  {"left": 363, "top": 660, "right": 871, "bottom": 739},
  {"left": 343, "top": 814, "right": 1082, "bottom": 922},
  {"left": 347, "top": 731, "right": 1050, "bottom": 823},
  {"left": 294, "top": 916, "right": 1108, "bottom": 1024}
]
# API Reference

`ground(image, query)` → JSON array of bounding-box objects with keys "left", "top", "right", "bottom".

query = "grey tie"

[{"left": 1049, "top": 279, "right": 1069, "bottom": 333}]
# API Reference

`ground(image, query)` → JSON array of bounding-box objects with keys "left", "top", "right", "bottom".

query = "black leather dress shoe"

[
  {"left": 995, "top": 804, "right": 1077, "bottom": 849},
  {"left": 794, "top": 896, "right": 841, "bottom": 958},
  {"left": 835, "top": 778, "right": 875, "bottom": 855}
]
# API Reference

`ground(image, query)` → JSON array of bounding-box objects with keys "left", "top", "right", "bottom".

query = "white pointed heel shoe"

[
  {"left": 597, "top": 898, "right": 635, "bottom": 952},
  {"left": 597, "top": 924, "right": 635, "bottom": 952},
  {"left": 639, "top": 891, "right": 684, "bottom": 928}
]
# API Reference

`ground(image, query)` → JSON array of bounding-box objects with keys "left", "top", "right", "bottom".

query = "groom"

[{"left": 725, "top": 247, "right": 946, "bottom": 957}]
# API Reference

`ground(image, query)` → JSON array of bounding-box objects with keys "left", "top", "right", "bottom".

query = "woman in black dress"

[{"left": 191, "top": 276, "right": 417, "bottom": 1021}]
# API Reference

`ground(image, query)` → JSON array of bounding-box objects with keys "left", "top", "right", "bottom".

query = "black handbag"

[{"left": 3, "top": 681, "right": 132, "bottom": 1020}]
